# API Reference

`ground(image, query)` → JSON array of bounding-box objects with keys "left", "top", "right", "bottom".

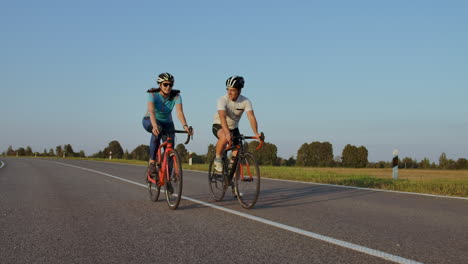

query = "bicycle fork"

[{"left": 238, "top": 159, "right": 254, "bottom": 182}]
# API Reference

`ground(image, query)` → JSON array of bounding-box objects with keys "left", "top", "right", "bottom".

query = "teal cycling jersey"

[{"left": 145, "top": 92, "right": 182, "bottom": 123}]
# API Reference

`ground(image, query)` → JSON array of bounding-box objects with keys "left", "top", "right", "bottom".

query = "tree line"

[
  {"left": 4, "top": 145, "right": 86, "bottom": 158},
  {"left": 396, "top": 153, "right": 468, "bottom": 170},
  {"left": 3, "top": 141, "right": 468, "bottom": 170}
]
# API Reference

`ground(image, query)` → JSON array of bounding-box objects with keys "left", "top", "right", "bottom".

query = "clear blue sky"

[{"left": 1, "top": 0, "right": 467, "bottom": 162}]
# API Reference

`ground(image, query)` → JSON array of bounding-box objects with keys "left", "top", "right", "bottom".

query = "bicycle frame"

[
  {"left": 146, "top": 132, "right": 185, "bottom": 187},
  {"left": 223, "top": 133, "right": 264, "bottom": 182},
  {"left": 157, "top": 137, "right": 175, "bottom": 187}
]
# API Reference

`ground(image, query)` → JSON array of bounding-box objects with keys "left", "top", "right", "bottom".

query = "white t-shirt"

[{"left": 213, "top": 94, "right": 253, "bottom": 129}]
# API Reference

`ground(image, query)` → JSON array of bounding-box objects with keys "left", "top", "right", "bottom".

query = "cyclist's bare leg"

[{"left": 216, "top": 130, "right": 229, "bottom": 156}]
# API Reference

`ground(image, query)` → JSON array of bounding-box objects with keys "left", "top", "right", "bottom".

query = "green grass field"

[
  {"left": 183, "top": 163, "right": 468, "bottom": 198},
  {"left": 12, "top": 156, "right": 468, "bottom": 198}
]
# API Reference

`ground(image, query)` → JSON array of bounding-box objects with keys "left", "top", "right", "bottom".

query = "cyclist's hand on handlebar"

[
  {"left": 255, "top": 132, "right": 265, "bottom": 141},
  {"left": 185, "top": 125, "right": 194, "bottom": 135},
  {"left": 254, "top": 132, "right": 263, "bottom": 140},
  {"left": 255, "top": 132, "right": 265, "bottom": 150}
]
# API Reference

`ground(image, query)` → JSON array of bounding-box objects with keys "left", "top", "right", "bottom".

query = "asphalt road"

[{"left": 1, "top": 158, "right": 467, "bottom": 264}]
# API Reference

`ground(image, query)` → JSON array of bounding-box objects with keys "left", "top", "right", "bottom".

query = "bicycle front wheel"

[
  {"left": 208, "top": 156, "right": 228, "bottom": 201},
  {"left": 234, "top": 152, "right": 260, "bottom": 209},
  {"left": 165, "top": 150, "right": 183, "bottom": 210},
  {"left": 146, "top": 168, "right": 160, "bottom": 202}
]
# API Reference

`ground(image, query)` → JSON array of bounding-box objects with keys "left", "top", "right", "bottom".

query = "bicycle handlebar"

[
  {"left": 226, "top": 132, "right": 265, "bottom": 150},
  {"left": 159, "top": 126, "right": 193, "bottom": 145}
]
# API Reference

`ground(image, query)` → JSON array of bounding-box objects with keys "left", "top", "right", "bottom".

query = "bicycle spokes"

[
  {"left": 235, "top": 153, "right": 260, "bottom": 209},
  {"left": 208, "top": 156, "right": 228, "bottom": 201},
  {"left": 147, "top": 168, "right": 161, "bottom": 202},
  {"left": 165, "top": 150, "right": 183, "bottom": 210}
]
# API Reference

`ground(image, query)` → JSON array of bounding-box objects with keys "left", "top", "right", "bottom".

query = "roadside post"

[
  {"left": 392, "top": 149, "right": 399, "bottom": 180},
  {"left": 110, "top": 151, "right": 112, "bottom": 160},
  {"left": 189, "top": 152, "right": 192, "bottom": 166}
]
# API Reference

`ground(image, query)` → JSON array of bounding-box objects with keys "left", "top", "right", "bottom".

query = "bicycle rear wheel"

[
  {"left": 165, "top": 150, "right": 183, "bottom": 210},
  {"left": 234, "top": 152, "right": 260, "bottom": 209},
  {"left": 146, "top": 168, "right": 160, "bottom": 202},
  {"left": 208, "top": 156, "right": 228, "bottom": 201}
]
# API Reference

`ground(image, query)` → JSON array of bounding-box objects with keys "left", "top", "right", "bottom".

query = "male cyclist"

[{"left": 212, "top": 76, "right": 261, "bottom": 172}]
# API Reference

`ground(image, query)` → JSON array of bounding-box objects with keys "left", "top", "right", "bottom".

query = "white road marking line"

[{"left": 46, "top": 160, "right": 423, "bottom": 264}]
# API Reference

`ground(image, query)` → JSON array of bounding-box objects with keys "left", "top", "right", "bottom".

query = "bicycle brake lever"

[
  {"left": 184, "top": 126, "right": 193, "bottom": 145},
  {"left": 260, "top": 132, "right": 265, "bottom": 141}
]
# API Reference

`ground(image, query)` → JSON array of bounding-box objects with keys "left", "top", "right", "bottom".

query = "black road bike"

[{"left": 208, "top": 133, "right": 264, "bottom": 209}]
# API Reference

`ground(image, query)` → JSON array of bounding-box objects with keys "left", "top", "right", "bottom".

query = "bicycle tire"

[
  {"left": 234, "top": 152, "right": 260, "bottom": 209},
  {"left": 208, "top": 155, "right": 228, "bottom": 201},
  {"left": 146, "top": 168, "right": 160, "bottom": 202},
  {"left": 165, "top": 150, "right": 183, "bottom": 210}
]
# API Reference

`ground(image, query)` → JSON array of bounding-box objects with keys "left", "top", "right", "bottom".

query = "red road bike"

[{"left": 146, "top": 127, "right": 192, "bottom": 210}]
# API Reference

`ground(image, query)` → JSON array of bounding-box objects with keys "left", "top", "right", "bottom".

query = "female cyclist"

[{"left": 142, "top": 72, "right": 193, "bottom": 178}]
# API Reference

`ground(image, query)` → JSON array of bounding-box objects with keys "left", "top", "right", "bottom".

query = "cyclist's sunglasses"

[{"left": 162, "top": 82, "right": 174, "bottom": 88}]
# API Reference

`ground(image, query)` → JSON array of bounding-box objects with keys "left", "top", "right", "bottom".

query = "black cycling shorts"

[{"left": 212, "top": 124, "right": 241, "bottom": 146}]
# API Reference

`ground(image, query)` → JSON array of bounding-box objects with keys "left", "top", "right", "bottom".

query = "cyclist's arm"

[
  {"left": 147, "top": 101, "right": 159, "bottom": 135},
  {"left": 246, "top": 110, "right": 261, "bottom": 138},
  {"left": 175, "top": 103, "right": 192, "bottom": 135}
]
